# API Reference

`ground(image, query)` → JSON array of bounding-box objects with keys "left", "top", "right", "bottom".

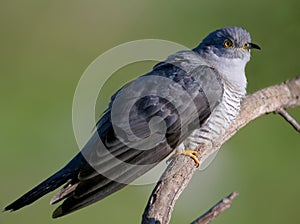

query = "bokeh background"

[{"left": 1, "top": 1, "right": 299, "bottom": 223}]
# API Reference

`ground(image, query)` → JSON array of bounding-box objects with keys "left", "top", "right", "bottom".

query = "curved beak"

[{"left": 243, "top": 42, "right": 261, "bottom": 50}]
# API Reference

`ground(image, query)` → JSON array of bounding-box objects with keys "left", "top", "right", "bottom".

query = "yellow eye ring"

[{"left": 223, "top": 39, "right": 233, "bottom": 48}]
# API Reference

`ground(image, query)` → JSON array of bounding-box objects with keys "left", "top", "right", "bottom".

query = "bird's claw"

[{"left": 176, "top": 150, "right": 200, "bottom": 167}]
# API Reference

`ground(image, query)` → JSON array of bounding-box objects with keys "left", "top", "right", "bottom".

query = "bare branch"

[
  {"left": 142, "top": 76, "right": 300, "bottom": 224},
  {"left": 276, "top": 108, "right": 300, "bottom": 132},
  {"left": 191, "top": 192, "right": 239, "bottom": 224}
]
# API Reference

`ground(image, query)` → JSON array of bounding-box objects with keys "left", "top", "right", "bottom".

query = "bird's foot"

[{"left": 176, "top": 150, "right": 200, "bottom": 167}]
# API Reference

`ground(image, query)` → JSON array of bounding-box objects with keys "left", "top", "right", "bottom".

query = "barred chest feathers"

[{"left": 178, "top": 76, "right": 247, "bottom": 156}]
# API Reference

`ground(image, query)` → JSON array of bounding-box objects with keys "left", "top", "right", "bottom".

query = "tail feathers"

[
  {"left": 3, "top": 168, "right": 74, "bottom": 212},
  {"left": 52, "top": 181, "right": 126, "bottom": 218},
  {"left": 50, "top": 182, "right": 79, "bottom": 205}
]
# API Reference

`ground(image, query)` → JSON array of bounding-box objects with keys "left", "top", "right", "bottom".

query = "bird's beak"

[{"left": 243, "top": 42, "right": 261, "bottom": 50}]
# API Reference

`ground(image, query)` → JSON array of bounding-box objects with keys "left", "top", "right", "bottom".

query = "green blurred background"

[{"left": 1, "top": 1, "right": 299, "bottom": 223}]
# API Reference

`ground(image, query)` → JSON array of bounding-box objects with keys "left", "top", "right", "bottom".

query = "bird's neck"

[
  {"left": 213, "top": 57, "right": 248, "bottom": 91},
  {"left": 198, "top": 51, "right": 249, "bottom": 92}
]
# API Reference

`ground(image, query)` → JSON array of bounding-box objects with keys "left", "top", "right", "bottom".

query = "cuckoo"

[{"left": 4, "top": 26, "right": 260, "bottom": 218}]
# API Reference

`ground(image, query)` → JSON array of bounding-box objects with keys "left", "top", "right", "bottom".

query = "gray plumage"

[{"left": 4, "top": 26, "right": 260, "bottom": 218}]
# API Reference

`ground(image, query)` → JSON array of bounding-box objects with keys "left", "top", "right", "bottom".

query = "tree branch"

[
  {"left": 276, "top": 108, "right": 300, "bottom": 132},
  {"left": 191, "top": 192, "right": 239, "bottom": 224},
  {"left": 142, "top": 76, "right": 300, "bottom": 224}
]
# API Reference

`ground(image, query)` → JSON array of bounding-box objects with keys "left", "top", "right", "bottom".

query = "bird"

[{"left": 4, "top": 26, "right": 260, "bottom": 218}]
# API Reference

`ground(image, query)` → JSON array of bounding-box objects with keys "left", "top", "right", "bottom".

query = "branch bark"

[{"left": 142, "top": 76, "right": 300, "bottom": 224}]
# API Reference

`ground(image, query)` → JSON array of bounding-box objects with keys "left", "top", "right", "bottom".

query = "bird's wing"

[
  {"left": 3, "top": 51, "right": 223, "bottom": 217},
  {"left": 51, "top": 53, "right": 224, "bottom": 217}
]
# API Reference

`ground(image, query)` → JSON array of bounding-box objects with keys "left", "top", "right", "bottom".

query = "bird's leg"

[{"left": 176, "top": 150, "right": 200, "bottom": 167}]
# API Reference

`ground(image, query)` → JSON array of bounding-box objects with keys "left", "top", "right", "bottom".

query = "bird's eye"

[{"left": 223, "top": 39, "right": 233, "bottom": 48}]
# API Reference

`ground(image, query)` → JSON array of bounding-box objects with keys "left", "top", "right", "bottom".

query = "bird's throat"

[{"left": 209, "top": 56, "right": 248, "bottom": 91}]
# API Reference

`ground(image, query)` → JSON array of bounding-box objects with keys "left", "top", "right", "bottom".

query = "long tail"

[{"left": 3, "top": 154, "right": 84, "bottom": 212}]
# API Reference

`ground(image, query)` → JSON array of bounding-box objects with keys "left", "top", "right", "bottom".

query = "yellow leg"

[{"left": 176, "top": 150, "right": 200, "bottom": 167}]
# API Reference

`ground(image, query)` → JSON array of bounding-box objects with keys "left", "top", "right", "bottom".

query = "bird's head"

[
  {"left": 195, "top": 26, "right": 260, "bottom": 62},
  {"left": 194, "top": 26, "right": 260, "bottom": 89}
]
